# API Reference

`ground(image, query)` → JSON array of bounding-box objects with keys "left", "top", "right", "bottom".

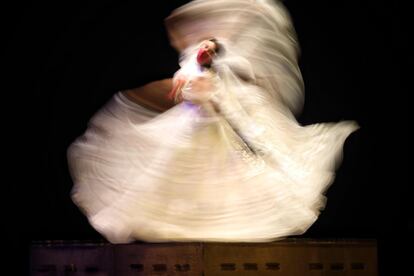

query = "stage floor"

[{"left": 31, "top": 238, "right": 377, "bottom": 275}]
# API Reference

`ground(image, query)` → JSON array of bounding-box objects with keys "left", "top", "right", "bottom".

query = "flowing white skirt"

[{"left": 68, "top": 92, "right": 358, "bottom": 243}]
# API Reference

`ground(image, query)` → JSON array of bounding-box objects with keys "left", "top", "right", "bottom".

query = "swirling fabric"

[{"left": 68, "top": 0, "right": 358, "bottom": 243}]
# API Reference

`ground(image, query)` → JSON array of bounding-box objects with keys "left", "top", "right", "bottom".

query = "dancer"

[{"left": 68, "top": 0, "right": 358, "bottom": 243}]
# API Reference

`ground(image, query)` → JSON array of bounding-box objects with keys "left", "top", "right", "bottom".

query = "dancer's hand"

[
  {"left": 185, "top": 76, "right": 216, "bottom": 105},
  {"left": 191, "top": 76, "right": 214, "bottom": 94},
  {"left": 167, "top": 77, "right": 186, "bottom": 103}
]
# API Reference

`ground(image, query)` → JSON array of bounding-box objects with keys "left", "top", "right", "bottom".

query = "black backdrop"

[{"left": 4, "top": 0, "right": 408, "bottom": 275}]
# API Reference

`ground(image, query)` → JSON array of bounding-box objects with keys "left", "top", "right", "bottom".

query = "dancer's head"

[{"left": 197, "top": 38, "right": 222, "bottom": 67}]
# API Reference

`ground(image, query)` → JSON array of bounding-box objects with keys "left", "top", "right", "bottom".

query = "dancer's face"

[{"left": 197, "top": 40, "right": 217, "bottom": 66}]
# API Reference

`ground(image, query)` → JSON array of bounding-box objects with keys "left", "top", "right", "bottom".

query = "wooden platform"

[{"left": 30, "top": 239, "right": 377, "bottom": 275}]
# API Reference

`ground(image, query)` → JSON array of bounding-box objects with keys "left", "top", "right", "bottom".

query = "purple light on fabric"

[{"left": 183, "top": 101, "right": 198, "bottom": 110}]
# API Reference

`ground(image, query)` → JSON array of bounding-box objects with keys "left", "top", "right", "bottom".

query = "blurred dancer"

[{"left": 68, "top": 0, "right": 358, "bottom": 243}]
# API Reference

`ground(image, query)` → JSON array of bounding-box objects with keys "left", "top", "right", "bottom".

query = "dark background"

[{"left": 4, "top": 0, "right": 408, "bottom": 275}]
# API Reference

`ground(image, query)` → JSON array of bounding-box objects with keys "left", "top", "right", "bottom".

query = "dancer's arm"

[{"left": 123, "top": 78, "right": 176, "bottom": 112}]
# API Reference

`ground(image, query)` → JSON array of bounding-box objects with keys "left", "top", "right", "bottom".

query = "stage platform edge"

[{"left": 30, "top": 238, "right": 377, "bottom": 275}]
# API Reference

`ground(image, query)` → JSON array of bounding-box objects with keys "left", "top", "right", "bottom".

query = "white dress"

[{"left": 68, "top": 0, "right": 358, "bottom": 243}]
